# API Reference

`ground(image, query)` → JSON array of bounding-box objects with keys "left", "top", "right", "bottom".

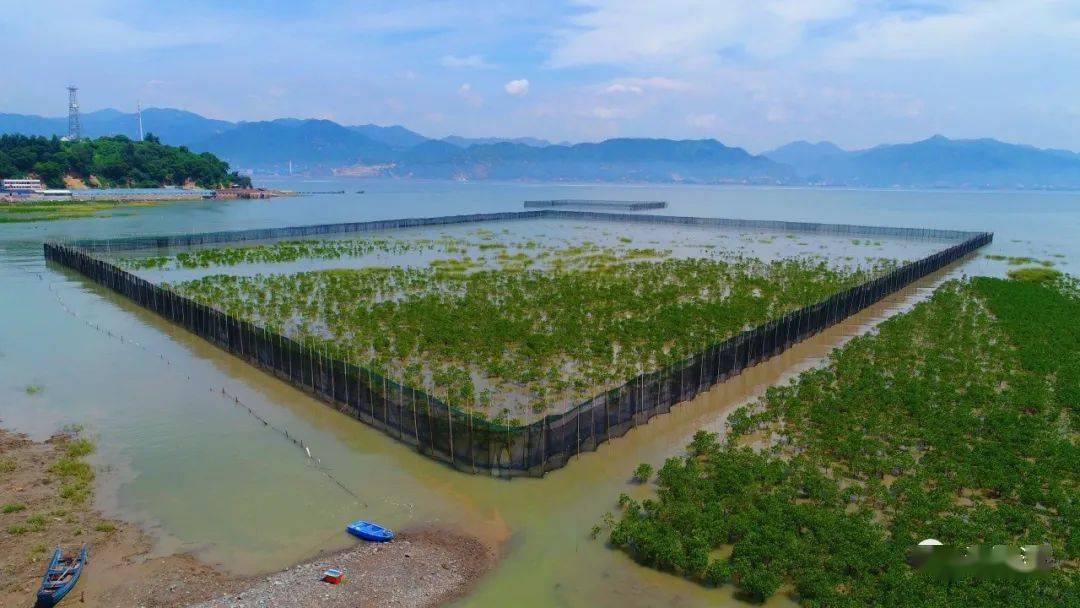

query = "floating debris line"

[{"left": 27, "top": 265, "right": 367, "bottom": 507}]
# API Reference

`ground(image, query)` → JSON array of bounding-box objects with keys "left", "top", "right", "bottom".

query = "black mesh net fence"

[{"left": 45, "top": 211, "right": 992, "bottom": 477}]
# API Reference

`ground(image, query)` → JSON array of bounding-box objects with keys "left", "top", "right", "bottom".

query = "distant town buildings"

[
  {"left": 1, "top": 179, "right": 75, "bottom": 201},
  {"left": 2, "top": 178, "right": 44, "bottom": 193}
]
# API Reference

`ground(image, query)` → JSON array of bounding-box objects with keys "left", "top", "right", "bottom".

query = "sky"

[{"left": 1, "top": 0, "right": 1078, "bottom": 151}]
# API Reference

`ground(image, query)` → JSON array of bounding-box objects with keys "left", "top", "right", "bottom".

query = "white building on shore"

[{"left": 2, "top": 178, "right": 44, "bottom": 193}]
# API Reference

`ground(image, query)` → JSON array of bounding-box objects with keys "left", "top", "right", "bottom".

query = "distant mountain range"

[
  {"left": 441, "top": 135, "right": 555, "bottom": 148},
  {"left": 3, "top": 108, "right": 1079, "bottom": 189},
  {"left": 0, "top": 108, "right": 234, "bottom": 147},
  {"left": 762, "top": 136, "right": 1080, "bottom": 189},
  {"left": 392, "top": 137, "right": 790, "bottom": 183}
]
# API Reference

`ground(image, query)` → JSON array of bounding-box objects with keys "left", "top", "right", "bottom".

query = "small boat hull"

[
  {"left": 346, "top": 519, "right": 394, "bottom": 542},
  {"left": 36, "top": 544, "right": 87, "bottom": 607}
]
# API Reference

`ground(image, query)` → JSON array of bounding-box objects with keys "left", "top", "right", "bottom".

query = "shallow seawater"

[
  {"left": 1, "top": 180, "right": 1077, "bottom": 607},
  {"left": 115, "top": 217, "right": 945, "bottom": 284}
]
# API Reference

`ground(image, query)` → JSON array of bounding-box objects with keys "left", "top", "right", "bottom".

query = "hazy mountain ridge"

[
  {"left": 389, "top": 138, "right": 791, "bottom": 183},
  {"left": 3, "top": 108, "right": 1079, "bottom": 187},
  {"left": 196, "top": 119, "right": 397, "bottom": 168},
  {"left": 763, "top": 135, "right": 1080, "bottom": 188},
  {"left": 350, "top": 124, "right": 429, "bottom": 149},
  {"left": 442, "top": 135, "right": 554, "bottom": 148},
  {"left": 0, "top": 108, "right": 233, "bottom": 146}
]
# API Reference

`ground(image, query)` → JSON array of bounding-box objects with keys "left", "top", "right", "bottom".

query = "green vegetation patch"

[
  {"left": 168, "top": 237, "right": 887, "bottom": 420},
  {"left": 973, "top": 276, "right": 1079, "bottom": 423},
  {"left": 0, "top": 199, "right": 159, "bottom": 224},
  {"left": 25, "top": 514, "right": 46, "bottom": 532},
  {"left": 608, "top": 280, "right": 1078, "bottom": 606},
  {"left": 984, "top": 254, "right": 1055, "bottom": 267},
  {"left": 123, "top": 237, "right": 430, "bottom": 270},
  {"left": 93, "top": 522, "right": 117, "bottom": 533},
  {"left": 0, "top": 133, "right": 248, "bottom": 188},
  {"left": 1006, "top": 266, "right": 1062, "bottom": 282},
  {"left": 48, "top": 429, "right": 97, "bottom": 505}
]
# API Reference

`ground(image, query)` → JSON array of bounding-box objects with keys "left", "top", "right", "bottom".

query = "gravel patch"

[{"left": 189, "top": 528, "right": 495, "bottom": 608}]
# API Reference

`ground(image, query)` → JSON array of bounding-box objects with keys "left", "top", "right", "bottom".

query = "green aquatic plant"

[
  {"left": 973, "top": 275, "right": 1079, "bottom": 421},
  {"left": 985, "top": 254, "right": 1056, "bottom": 267},
  {"left": 1006, "top": 266, "right": 1062, "bottom": 282},
  {"left": 48, "top": 430, "right": 96, "bottom": 505},
  {"left": 121, "top": 236, "right": 443, "bottom": 270},
  {"left": 608, "top": 279, "right": 1078, "bottom": 606},
  {"left": 171, "top": 244, "right": 878, "bottom": 420},
  {"left": 0, "top": 199, "right": 162, "bottom": 224},
  {"left": 632, "top": 462, "right": 653, "bottom": 483}
]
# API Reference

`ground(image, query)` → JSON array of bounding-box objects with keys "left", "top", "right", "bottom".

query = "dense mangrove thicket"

[
  {"left": 609, "top": 278, "right": 1078, "bottom": 606},
  {"left": 159, "top": 233, "right": 888, "bottom": 420}
]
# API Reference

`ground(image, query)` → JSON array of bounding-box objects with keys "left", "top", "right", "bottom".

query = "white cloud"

[
  {"left": 457, "top": 83, "right": 484, "bottom": 107},
  {"left": 592, "top": 106, "right": 617, "bottom": 119},
  {"left": 604, "top": 83, "right": 642, "bottom": 95},
  {"left": 686, "top": 113, "right": 719, "bottom": 129},
  {"left": 504, "top": 79, "right": 530, "bottom": 96},
  {"left": 549, "top": 1, "right": 859, "bottom": 69},
  {"left": 440, "top": 54, "right": 493, "bottom": 69},
  {"left": 552, "top": 1, "right": 1079, "bottom": 75},
  {"left": 765, "top": 104, "right": 789, "bottom": 124},
  {"left": 535, "top": 1, "right": 1080, "bottom": 148},
  {"left": 823, "top": 1, "right": 1080, "bottom": 66},
  {"left": 603, "top": 77, "right": 692, "bottom": 95},
  {"left": 2, "top": 0, "right": 1078, "bottom": 150}
]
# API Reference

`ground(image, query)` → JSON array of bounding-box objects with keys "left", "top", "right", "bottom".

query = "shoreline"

[
  {"left": 0, "top": 426, "right": 497, "bottom": 607},
  {"left": 0, "top": 190, "right": 293, "bottom": 223},
  {"left": 191, "top": 527, "right": 495, "bottom": 608}
]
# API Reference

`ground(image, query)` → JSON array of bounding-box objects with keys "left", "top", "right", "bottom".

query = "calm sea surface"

[{"left": 1, "top": 180, "right": 1077, "bottom": 607}]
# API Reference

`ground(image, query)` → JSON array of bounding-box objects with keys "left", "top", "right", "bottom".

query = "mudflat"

[{"left": 0, "top": 427, "right": 496, "bottom": 608}]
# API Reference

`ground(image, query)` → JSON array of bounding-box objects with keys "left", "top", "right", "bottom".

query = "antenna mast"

[
  {"left": 137, "top": 101, "right": 144, "bottom": 141},
  {"left": 66, "top": 86, "right": 81, "bottom": 140}
]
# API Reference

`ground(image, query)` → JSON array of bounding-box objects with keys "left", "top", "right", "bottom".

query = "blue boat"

[
  {"left": 36, "top": 544, "right": 87, "bottom": 607},
  {"left": 346, "top": 520, "right": 394, "bottom": 542}
]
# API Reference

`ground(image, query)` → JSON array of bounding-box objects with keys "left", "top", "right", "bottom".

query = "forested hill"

[{"left": 0, "top": 134, "right": 250, "bottom": 189}]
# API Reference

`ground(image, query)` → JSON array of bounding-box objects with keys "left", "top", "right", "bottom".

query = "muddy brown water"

[{"left": 1, "top": 181, "right": 1077, "bottom": 607}]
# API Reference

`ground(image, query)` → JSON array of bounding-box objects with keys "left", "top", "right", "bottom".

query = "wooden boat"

[
  {"left": 36, "top": 544, "right": 87, "bottom": 607},
  {"left": 346, "top": 519, "right": 393, "bottom": 542}
]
